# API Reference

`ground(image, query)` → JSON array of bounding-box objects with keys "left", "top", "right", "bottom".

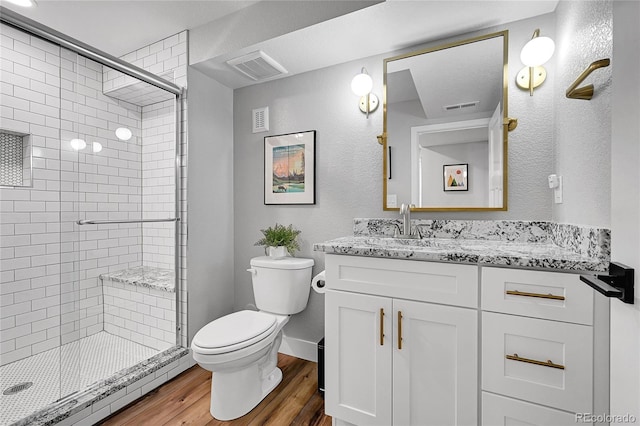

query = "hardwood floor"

[{"left": 100, "top": 354, "right": 332, "bottom": 426}]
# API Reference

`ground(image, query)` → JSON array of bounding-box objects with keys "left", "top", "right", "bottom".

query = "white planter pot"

[{"left": 267, "top": 246, "right": 288, "bottom": 259}]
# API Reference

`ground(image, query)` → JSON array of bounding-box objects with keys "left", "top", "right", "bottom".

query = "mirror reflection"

[{"left": 384, "top": 31, "right": 508, "bottom": 211}]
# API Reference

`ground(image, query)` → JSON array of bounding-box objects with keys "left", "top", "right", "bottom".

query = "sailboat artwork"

[{"left": 443, "top": 163, "right": 469, "bottom": 191}]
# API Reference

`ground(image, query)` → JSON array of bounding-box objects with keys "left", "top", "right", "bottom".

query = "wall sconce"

[
  {"left": 516, "top": 29, "right": 555, "bottom": 96},
  {"left": 351, "top": 67, "right": 379, "bottom": 118}
]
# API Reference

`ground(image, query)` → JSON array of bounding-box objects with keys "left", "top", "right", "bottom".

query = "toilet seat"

[{"left": 192, "top": 310, "right": 277, "bottom": 355}]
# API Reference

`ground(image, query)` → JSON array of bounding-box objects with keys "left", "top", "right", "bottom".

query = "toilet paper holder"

[{"left": 311, "top": 270, "right": 326, "bottom": 293}]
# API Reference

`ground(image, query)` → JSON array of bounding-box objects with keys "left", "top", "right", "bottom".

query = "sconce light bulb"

[
  {"left": 520, "top": 36, "right": 555, "bottom": 66},
  {"left": 351, "top": 72, "right": 373, "bottom": 97},
  {"left": 92, "top": 142, "right": 103, "bottom": 153}
]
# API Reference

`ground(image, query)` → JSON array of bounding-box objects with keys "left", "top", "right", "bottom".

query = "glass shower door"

[{"left": 64, "top": 47, "right": 179, "bottom": 397}]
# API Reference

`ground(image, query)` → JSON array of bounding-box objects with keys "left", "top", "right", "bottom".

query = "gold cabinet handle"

[
  {"left": 397, "top": 311, "right": 403, "bottom": 350},
  {"left": 506, "top": 290, "right": 565, "bottom": 301},
  {"left": 506, "top": 353, "right": 565, "bottom": 370},
  {"left": 380, "top": 308, "right": 384, "bottom": 346}
]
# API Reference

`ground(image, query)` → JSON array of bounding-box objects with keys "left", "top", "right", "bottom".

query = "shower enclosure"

[{"left": 0, "top": 8, "right": 185, "bottom": 425}]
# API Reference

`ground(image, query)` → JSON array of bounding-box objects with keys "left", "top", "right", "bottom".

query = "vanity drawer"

[
  {"left": 482, "top": 312, "right": 593, "bottom": 413},
  {"left": 482, "top": 392, "right": 580, "bottom": 425},
  {"left": 481, "top": 267, "right": 594, "bottom": 325},
  {"left": 325, "top": 254, "right": 478, "bottom": 308}
]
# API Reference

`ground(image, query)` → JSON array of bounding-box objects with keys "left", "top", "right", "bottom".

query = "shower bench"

[{"left": 100, "top": 266, "right": 176, "bottom": 351}]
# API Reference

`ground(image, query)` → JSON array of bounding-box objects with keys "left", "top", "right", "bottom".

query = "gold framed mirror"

[{"left": 383, "top": 30, "right": 509, "bottom": 211}]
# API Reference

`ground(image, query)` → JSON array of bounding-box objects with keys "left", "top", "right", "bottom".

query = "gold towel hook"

[{"left": 566, "top": 58, "right": 611, "bottom": 100}]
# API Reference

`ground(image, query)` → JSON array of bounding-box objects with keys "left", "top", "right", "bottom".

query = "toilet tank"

[{"left": 249, "top": 256, "right": 314, "bottom": 315}]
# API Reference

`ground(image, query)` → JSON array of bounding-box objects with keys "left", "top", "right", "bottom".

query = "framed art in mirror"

[
  {"left": 264, "top": 130, "right": 316, "bottom": 205},
  {"left": 383, "top": 30, "right": 509, "bottom": 211},
  {"left": 443, "top": 163, "right": 468, "bottom": 192}
]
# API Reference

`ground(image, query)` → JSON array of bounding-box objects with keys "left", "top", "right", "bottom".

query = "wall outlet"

[{"left": 388, "top": 194, "right": 397, "bottom": 208}]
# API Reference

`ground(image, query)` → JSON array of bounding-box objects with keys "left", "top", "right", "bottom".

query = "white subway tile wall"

[
  {"left": 106, "top": 30, "right": 189, "bottom": 348},
  {"left": 103, "top": 32, "right": 188, "bottom": 91},
  {"left": 0, "top": 25, "right": 189, "bottom": 369},
  {"left": 59, "top": 46, "right": 143, "bottom": 351},
  {"left": 102, "top": 279, "right": 175, "bottom": 351},
  {"left": 1, "top": 23, "right": 65, "bottom": 366},
  {"left": 141, "top": 100, "right": 176, "bottom": 270}
]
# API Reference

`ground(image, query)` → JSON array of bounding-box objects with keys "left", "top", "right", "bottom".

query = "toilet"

[{"left": 191, "top": 256, "right": 314, "bottom": 421}]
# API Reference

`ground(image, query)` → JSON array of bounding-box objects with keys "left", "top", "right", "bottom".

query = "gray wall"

[
  {"left": 553, "top": 1, "right": 612, "bottom": 227},
  {"left": 232, "top": 13, "right": 558, "bottom": 345},
  {"left": 233, "top": 58, "right": 384, "bottom": 345},
  {"left": 186, "top": 67, "right": 235, "bottom": 342}
]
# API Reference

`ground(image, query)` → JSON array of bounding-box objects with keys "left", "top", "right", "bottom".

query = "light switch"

[
  {"left": 554, "top": 176, "right": 563, "bottom": 204},
  {"left": 388, "top": 194, "right": 397, "bottom": 208}
]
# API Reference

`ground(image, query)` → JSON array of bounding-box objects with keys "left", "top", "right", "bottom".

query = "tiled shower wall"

[
  {"left": 104, "top": 31, "right": 188, "bottom": 346},
  {"left": 104, "top": 32, "right": 187, "bottom": 273},
  {"left": 0, "top": 25, "right": 189, "bottom": 366},
  {"left": 141, "top": 100, "right": 176, "bottom": 270},
  {"left": 0, "top": 23, "right": 148, "bottom": 366},
  {"left": 59, "top": 47, "right": 144, "bottom": 349},
  {"left": 0, "top": 24, "right": 65, "bottom": 366}
]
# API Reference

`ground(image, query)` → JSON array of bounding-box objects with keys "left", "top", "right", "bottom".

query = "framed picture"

[
  {"left": 264, "top": 130, "right": 316, "bottom": 205},
  {"left": 443, "top": 163, "right": 468, "bottom": 191}
]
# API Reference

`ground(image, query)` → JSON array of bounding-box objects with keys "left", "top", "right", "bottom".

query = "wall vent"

[
  {"left": 253, "top": 107, "right": 269, "bottom": 133},
  {"left": 443, "top": 101, "right": 480, "bottom": 111},
  {"left": 227, "top": 51, "right": 288, "bottom": 81}
]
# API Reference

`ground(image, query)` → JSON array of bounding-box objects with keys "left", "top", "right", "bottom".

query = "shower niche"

[{"left": 0, "top": 130, "right": 31, "bottom": 187}]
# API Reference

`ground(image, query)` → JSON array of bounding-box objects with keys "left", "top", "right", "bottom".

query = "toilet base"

[{"left": 210, "top": 366, "right": 283, "bottom": 421}]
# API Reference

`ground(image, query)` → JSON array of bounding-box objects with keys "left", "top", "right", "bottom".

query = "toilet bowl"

[{"left": 191, "top": 256, "right": 314, "bottom": 421}]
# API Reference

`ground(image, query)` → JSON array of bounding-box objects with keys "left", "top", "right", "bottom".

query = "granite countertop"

[
  {"left": 314, "top": 236, "right": 607, "bottom": 272},
  {"left": 99, "top": 266, "right": 175, "bottom": 292},
  {"left": 313, "top": 219, "right": 611, "bottom": 273}
]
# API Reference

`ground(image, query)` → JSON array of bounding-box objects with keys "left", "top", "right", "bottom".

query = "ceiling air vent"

[
  {"left": 227, "top": 51, "right": 288, "bottom": 81},
  {"left": 443, "top": 101, "right": 480, "bottom": 112}
]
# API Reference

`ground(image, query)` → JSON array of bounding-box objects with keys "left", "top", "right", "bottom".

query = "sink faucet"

[{"left": 395, "top": 203, "right": 419, "bottom": 239}]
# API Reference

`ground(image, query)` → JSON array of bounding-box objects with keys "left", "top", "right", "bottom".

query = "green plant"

[{"left": 254, "top": 223, "right": 301, "bottom": 255}]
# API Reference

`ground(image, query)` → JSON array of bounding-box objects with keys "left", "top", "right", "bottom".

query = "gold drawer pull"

[
  {"left": 506, "top": 290, "right": 565, "bottom": 301},
  {"left": 506, "top": 353, "right": 565, "bottom": 370},
  {"left": 380, "top": 308, "right": 384, "bottom": 346}
]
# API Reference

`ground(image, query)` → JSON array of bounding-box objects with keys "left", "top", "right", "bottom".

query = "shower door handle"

[{"left": 76, "top": 217, "right": 180, "bottom": 225}]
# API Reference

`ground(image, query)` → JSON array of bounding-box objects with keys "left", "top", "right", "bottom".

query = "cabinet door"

[
  {"left": 393, "top": 299, "right": 478, "bottom": 426},
  {"left": 325, "top": 290, "right": 393, "bottom": 426}
]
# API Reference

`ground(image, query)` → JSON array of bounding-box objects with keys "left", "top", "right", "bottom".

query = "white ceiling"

[{"left": 0, "top": 0, "right": 559, "bottom": 89}]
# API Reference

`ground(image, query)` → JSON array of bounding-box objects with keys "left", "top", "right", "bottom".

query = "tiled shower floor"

[{"left": 0, "top": 331, "right": 162, "bottom": 426}]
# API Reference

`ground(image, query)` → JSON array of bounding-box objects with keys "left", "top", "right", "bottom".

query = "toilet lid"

[{"left": 192, "top": 310, "right": 277, "bottom": 350}]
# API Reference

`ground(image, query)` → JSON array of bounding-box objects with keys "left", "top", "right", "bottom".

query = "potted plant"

[{"left": 254, "top": 223, "right": 301, "bottom": 258}]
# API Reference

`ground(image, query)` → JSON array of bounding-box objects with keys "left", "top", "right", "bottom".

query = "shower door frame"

[{"left": 0, "top": 6, "right": 185, "bottom": 347}]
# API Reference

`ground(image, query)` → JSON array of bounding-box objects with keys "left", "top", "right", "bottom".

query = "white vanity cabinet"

[
  {"left": 480, "top": 267, "right": 610, "bottom": 426},
  {"left": 324, "top": 254, "right": 478, "bottom": 426}
]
